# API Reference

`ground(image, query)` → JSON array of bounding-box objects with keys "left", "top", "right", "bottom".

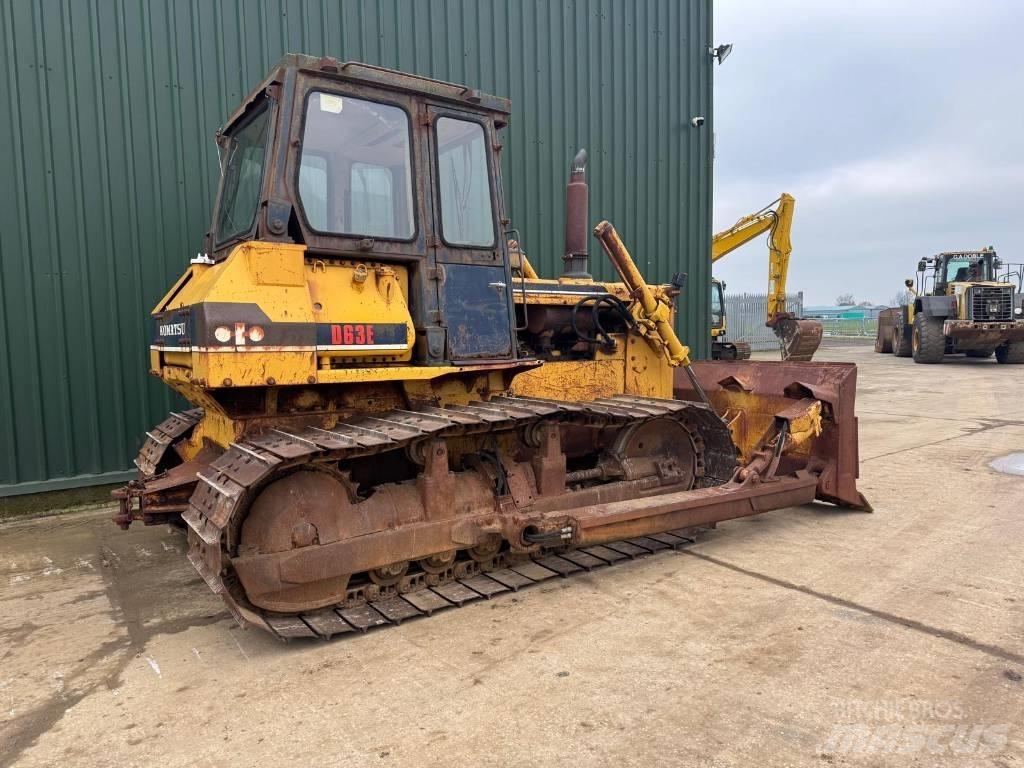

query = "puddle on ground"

[{"left": 989, "top": 452, "right": 1024, "bottom": 476}]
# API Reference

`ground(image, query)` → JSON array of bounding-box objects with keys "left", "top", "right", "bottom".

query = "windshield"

[
  {"left": 216, "top": 106, "right": 270, "bottom": 244},
  {"left": 943, "top": 256, "right": 992, "bottom": 283},
  {"left": 298, "top": 92, "right": 415, "bottom": 239},
  {"left": 436, "top": 117, "right": 494, "bottom": 247}
]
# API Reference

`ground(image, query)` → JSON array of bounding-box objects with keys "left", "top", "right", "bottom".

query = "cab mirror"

[
  {"left": 904, "top": 279, "right": 914, "bottom": 288},
  {"left": 917, "top": 260, "right": 926, "bottom": 272}
]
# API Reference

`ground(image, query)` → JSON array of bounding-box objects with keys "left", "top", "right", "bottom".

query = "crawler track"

[
  {"left": 260, "top": 527, "right": 709, "bottom": 641},
  {"left": 155, "top": 394, "right": 735, "bottom": 635}
]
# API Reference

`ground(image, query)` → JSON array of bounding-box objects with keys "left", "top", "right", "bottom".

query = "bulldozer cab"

[{"left": 206, "top": 54, "right": 517, "bottom": 365}]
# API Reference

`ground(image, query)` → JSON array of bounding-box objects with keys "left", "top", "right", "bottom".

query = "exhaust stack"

[{"left": 562, "top": 149, "right": 590, "bottom": 279}]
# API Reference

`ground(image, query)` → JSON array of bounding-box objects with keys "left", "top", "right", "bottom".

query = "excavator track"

[
  {"left": 173, "top": 394, "right": 736, "bottom": 636},
  {"left": 711, "top": 341, "right": 752, "bottom": 361}
]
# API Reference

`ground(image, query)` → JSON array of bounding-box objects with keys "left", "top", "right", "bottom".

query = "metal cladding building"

[{"left": 0, "top": 0, "right": 714, "bottom": 495}]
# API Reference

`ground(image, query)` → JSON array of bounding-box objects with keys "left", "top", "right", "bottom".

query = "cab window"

[
  {"left": 216, "top": 105, "right": 271, "bottom": 244},
  {"left": 298, "top": 92, "right": 415, "bottom": 239},
  {"left": 944, "top": 257, "right": 989, "bottom": 283},
  {"left": 710, "top": 283, "right": 724, "bottom": 328},
  {"left": 436, "top": 117, "right": 495, "bottom": 247},
  {"left": 298, "top": 154, "right": 328, "bottom": 231}
]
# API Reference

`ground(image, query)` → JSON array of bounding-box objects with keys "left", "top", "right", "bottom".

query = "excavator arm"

[{"left": 711, "top": 193, "right": 822, "bottom": 361}]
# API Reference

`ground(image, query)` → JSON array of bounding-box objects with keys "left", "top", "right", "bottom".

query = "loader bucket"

[
  {"left": 875, "top": 307, "right": 900, "bottom": 353},
  {"left": 675, "top": 360, "right": 870, "bottom": 510}
]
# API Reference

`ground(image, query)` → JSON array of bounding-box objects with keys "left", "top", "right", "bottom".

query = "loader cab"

[
  {"left": 205, "top": 55, "right": 518, "bottom": 367},
  {"left": 928, "top": 249, "right": 1000, "bottom": 294}
]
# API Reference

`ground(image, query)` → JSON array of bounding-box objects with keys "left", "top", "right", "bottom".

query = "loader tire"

[
  {"left": 996, "top": 341, "right": 1024, "bottom": 364},
  {"left": 965, "top": 349, "right": 994, "bottom": 359},
  {"left": 892, "top": 324, "right": 912, "bottom": 357},
  {"left": 912, "top": 313, "right": 945, "bottom": 364}
]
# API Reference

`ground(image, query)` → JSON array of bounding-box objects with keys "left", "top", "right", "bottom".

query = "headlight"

[
  {"left": 1016, "top": 307, "right": 1023, "bottom": 316},
  {"left": 248, "top": 326, "right": 265, "bottom": 342},
  {"left": 214, "top": 325, "right": 232, "bottom": 343}
]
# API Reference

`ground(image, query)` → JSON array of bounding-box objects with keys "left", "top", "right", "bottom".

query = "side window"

[
  {"left": 216, "top": 105, "right": 271, "bottom": 243},
  {"left": 710, "top": 283, "right": 724, "bottom": 327},
  {"left": 436, "top": 117, "right": 495, "bottom": 247}
]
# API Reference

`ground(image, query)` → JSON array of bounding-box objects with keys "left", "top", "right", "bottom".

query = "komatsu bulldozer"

[
  {"left": 113, "top": 55, "right": 868, "bottom": 639},
  {"left": 710, "top": 194, "right": 824, "bottom": 361}
]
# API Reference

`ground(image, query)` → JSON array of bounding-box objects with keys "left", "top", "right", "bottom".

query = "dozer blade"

[
  {"left": 676, "top": 359, "right": 870, "bottom": 511},
  {"left": 772, "top": 317, "right": 824, "bottom": 362}
]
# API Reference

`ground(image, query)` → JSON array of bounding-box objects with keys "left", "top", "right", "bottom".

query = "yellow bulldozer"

[
  {"left": 710, "top": 194, "right": 824, "bottom": 361},
  {"left": 113, "top": 55, "right": 867, "bottom": 639}
]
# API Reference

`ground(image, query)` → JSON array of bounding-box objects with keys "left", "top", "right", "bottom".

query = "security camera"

[{"left": 690, "top": 116, "right": 705, "bottom": 128}]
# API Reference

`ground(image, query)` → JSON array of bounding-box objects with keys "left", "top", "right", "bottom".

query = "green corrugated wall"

[{"left": 0, "top": 0, "right": 713, "bottom": 495}]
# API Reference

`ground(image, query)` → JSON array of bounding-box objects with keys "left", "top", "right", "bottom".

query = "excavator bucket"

[
  {"left": 675, "top": 360, "right": 870, "bottom": 510},
  {"left": 772, "top": 316, "right": 825, "bottom": 362}
]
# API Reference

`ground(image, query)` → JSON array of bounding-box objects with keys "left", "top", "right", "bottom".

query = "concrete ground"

[{"left": 1, "top": 341, "right": 1022, "bottom": 767}]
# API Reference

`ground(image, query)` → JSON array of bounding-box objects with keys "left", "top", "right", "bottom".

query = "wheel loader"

[
  {"left": 876, "top": 248, "right": 1024, "bottom": 364},
  {"left": 113, "top": 55, "right": 868, "bottom": 640}
]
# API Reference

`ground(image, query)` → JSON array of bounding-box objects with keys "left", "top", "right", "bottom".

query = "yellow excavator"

[
  {"left": 710, "top": 194, "right": 823, "bottom": 361},
  {"left": 112, "top": 56, "right": 866, "bottom": 640}
]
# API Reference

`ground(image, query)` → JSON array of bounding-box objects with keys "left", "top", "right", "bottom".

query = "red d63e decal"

[{"left": 330, "top": 323, "right": 375, "bottom": 345}]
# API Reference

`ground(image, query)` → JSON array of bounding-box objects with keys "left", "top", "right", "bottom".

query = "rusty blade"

[{"left": 677, "top": 360, "right": 869, "bottom": 510}]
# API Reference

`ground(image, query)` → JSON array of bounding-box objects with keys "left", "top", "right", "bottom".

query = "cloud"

[{"left": 711, "top": 0, "right": 1024, "bottom": 305}]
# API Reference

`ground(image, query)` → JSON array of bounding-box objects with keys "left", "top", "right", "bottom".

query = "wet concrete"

[
  {"left": 1, "top": 342, "right": 1022, "bottom": 767},
  {"left": 990, "top": 452, "right": 1024, "bottom": 476}
]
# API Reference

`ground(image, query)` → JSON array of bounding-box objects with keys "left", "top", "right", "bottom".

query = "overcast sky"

[{"left": 711, "top": 0, "right": 1024, "bottom": 306}]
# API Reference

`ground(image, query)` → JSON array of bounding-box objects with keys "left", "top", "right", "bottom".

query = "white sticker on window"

[{"left": 319, "top": 94, "right": 344, "bottom": 114}]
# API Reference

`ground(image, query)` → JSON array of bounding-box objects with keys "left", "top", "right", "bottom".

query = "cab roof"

[{"left": 220, "top": 53, "right": 510, "bottom": 137}]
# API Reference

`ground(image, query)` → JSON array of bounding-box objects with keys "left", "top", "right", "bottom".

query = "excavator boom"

[{"left": 711, "top": 193, "right": 822, "bottom": 361}]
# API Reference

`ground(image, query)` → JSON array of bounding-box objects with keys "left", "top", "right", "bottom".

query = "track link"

[{"left": 261, "top": 527, "right": 708, "bottom": 641}]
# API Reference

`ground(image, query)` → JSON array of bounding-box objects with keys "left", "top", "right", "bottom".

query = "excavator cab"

[{"left": 709, "top": 278, "right": 751, "bottom": 360}]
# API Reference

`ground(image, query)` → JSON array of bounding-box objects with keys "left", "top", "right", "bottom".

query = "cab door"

[{"left": 424, "top": 107, "right": 516, "bottom": 362}]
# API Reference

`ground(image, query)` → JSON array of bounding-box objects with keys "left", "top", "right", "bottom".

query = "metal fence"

[
  {"left": 817, "top": 317, "right": 879, "bottom": 338},
  {"left": 723, "top": 292, "right": 804, "bottom": 351},
  {"left": 724, "top": 293, "right": 881, "bottom": 349}
]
